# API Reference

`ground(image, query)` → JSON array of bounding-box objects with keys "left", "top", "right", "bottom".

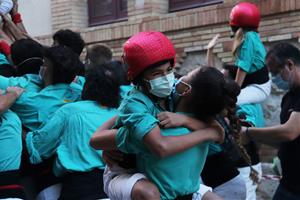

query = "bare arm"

[
  {"left": 245, "top": 112, "right": 300, "bottom": 147},
  {"left": 90, "top": 129, "right": 118, "bottom": 150},
  {"left": 235, "top": 68, "right": 247, "bottom": 87},
  {"left": 1, "top": 14, "right": 26, "bottom": 41},
  {"left": 90, "top": 116, "right": 118, "bottom": 150},
  {"left": 143, "top": 124, "right": 223, "bottom": 158},
  {"left": 0, "top": 87, "right": 24, "bottom": 114},
  {"left": 157, "top": 111, "right": 207, "bottom": 130},
  {"left": 10, "top": 1, "right": 28, "bottom": 34},
  {"left": 206, "top": 34, "right": 220, "bottom": 67}
]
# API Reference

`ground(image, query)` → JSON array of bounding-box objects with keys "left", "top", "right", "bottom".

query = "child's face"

[
  {"left": 142, "top": 62, "right": 173, "bottom": 90},
  {"left": 143, "top": 62, "right": 173, "bottom": 81}
]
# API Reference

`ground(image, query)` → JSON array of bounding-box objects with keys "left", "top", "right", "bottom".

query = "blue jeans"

[{"left": 273, "top": 184, "right": 300, "bottom": 200}]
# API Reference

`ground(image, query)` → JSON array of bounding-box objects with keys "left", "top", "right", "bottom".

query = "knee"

[{"left": 132, "top": 179, "right": 160, "bottom": 200}]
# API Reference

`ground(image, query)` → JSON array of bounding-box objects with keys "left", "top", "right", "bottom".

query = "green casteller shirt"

[
  {"left": 0, "top": 74, "right": 82, "bottom": 131},
  {"left": 237, "top": 103, "right": 265, "bottom": 128},
  {"left": 235, "top": 31, "right": 266, "bottom": 74},
  {"left": 0, "top": 110, "right": 22, "bottom": 171},
  {"left": 115, "top": 88, "right": 210, "bottom": 200},
  {"left": 26, "top": 100, "right": 118, "bottom": 177}
]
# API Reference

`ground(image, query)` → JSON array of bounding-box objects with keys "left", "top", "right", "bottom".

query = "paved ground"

[{"left": 257, "top": 163, "right": 280, "bottom": 200}]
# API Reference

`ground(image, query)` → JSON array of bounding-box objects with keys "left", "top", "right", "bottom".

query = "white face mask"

[{"left": 146, "top": 72, "right": 175, "bottom": 98}]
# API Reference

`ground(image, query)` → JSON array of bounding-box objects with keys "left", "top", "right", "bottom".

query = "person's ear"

[{"left": 286, "top": 59, "right": 295, "bottom": 71}]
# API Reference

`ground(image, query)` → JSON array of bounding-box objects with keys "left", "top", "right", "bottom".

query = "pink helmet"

[
  {"left": 230, "top": 2, "right": 261, "bottom": 28},
  {"left": 123, "top": 31, "right": 176, "bottom": 81}
]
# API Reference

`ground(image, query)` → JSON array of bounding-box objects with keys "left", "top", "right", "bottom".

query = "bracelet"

[{"left": 12, "top": 13, "right": 22, "bottom": 24}]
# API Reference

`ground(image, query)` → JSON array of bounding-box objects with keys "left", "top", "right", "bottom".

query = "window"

[
  {"left": 88, "top": 0, "right": 127, "bottom": 26},
  {"left": 169, "top": 0, "right": 223, "bottom": 12}
]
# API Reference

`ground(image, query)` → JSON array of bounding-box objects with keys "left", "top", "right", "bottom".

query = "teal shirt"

[
  {"left": 71, "top": 75, "right": 86, "bottom": 91},
  {"left": 13, "top": 83, "right": 82, "bottom": 131},
  {"left": 0, "top": 53, "right": 9, "bottom": 65},
  {"left": 237, "top": 103, "right": 265, "bottom": 128},
  {"left": 0, "top": 110, "right": 22, "bottom": 171},
  {"left": 235, "top": 31, "right": 266, "bottom": 74},
  {"left": 120, "top": 85, "right": 133, "bottom": 100},
  {"left": 115, "top": 88, "right": 209, "bottom": 199},
  {"left": 0, "top": 74, "right": 43, "bottom": 93},
  {"left": 116, "top": 126, "right": 209, "bottom": 200},
  {"left": 26, "top": 100, "right": 118, "bottom": 177}
]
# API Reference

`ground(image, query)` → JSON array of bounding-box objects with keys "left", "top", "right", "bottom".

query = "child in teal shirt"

[
  {"left": 26, "top": 64, "right": 120, "bottom": 199},
  {"left": 230, "top": 2, "right": 271, "bottom": 105},
  {"left": 0, "top": 86, "right": 26, "bottom": 199},
  {"left": 91, "top": 64, "right": 235, "bottom": 200}
]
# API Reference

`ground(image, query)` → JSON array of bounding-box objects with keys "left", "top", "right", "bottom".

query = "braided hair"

[{"left": 223, "top": 79, "right": 259, "bottom": 183}]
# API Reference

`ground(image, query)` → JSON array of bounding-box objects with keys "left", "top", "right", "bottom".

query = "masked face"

[
  {"left": 272, "top": 73, "right": 290, "bottom": 90},
  {"left": 145, "top": 72, "right": 175, "bottom": 98}
]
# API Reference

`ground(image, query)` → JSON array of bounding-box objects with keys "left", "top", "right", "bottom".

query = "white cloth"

[
  {"left": 238, "top": 163, "right": 263, "bottom": 200},
  {"left": 36, "top": 184, "right": 62, "bottom": 200},
  {"left": 0, "top": 199, "right": 23, "bottom": 200},
  {"left": 0, "top": 0, "right": 13, "bottom": 14},
  {"left": 192, "top": 184, "right": 213, "bottom": 200},
  {"left": 103, "top": 166, "right": 146, "bottom": 200},
  {"left": 237, "top": 80, "right": 271, "bottom": 105},
  {"left": 213, "top": 173, "right": 247, "bottom": 200}
]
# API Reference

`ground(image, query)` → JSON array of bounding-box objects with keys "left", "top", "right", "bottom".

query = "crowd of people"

[{"left": 0, "top": 1, "right": 299, "bottom": 200}]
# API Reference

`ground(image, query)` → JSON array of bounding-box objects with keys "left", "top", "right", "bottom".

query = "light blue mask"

[
  {"left": 146, "top": 72, "right": 175, "bottom": 98},
  {"left": 272, "top": 74, "right": 290, "bottom": 90}
]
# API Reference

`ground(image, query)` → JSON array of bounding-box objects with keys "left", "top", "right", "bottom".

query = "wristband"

[
  {"left": 0, "top": 40, "right": 11, "bottom": 56},
  {"left": 12, "top": 13, "right": 22, "bottom": 24}
]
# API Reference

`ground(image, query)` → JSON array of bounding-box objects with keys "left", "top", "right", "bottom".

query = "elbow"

[
  {"left": 151, "top": 143, "right": 169, "bottom": 158},
  {"left": 89, "top": 135, "right": 101, "bottom": 150},
  {"left": 282, "top": 126, "right": 299, "bottom": 141},
  {"left": 284, "top": 131, "right": 298, "bottom": 141}
]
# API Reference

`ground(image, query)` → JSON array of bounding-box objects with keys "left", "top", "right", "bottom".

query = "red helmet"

[
  {"left": 229, "top": 2, "right": 260, "bottom": 28},
  {"left": 123, "top": 31, "right": 176, "bottom": 81}
]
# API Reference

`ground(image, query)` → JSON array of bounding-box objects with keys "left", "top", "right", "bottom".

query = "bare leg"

[{"left": 131, "top": 179, "right": 160, "bottom": 200}]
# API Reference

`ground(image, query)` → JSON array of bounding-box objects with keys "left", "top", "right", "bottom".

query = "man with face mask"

[{"left": 242, "top": 42, "right": 300, "bottom": 200}]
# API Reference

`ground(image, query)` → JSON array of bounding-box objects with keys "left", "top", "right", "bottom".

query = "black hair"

[
  {"left": 11, "top": 39, "right": 43, "bottom": 76},
  {"left": 43, "top": 45, "right": 83, "bottom": 84},
  {"left": 82, "top": 64, "right": 120, "bottom": 108},
  {"left": 0, "top": 64, "right": 17, "bottom": 77},
  {"left": 87, "top": 44, "right": 113, "bottom": 66},
  {"left": 53, "top": 29, "right": 85, "bottom": 55},
  {"left": 110, "top": 60, "right": 130, "bottom": 85},
  {"left": 132, "top": 59, "right": 173, "bottom": 85},
  {"left": 266, "top": 42, "right": 300, "bottom": 71},
  {"left": 188, "top": 67, "right": 239, "bottom": 122}
]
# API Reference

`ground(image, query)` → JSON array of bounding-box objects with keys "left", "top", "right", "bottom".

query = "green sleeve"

[
  {"left": 118, "top": 97, "right": 159, "bottom": 142},
  {"left": 26, "top": 108, "right": 66, "bottom": 164},
  {"left": 0, "top": 75, "right": 10, "bottom": 90}
]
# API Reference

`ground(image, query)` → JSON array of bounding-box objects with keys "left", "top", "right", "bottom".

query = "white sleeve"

[{"left": 0, "top": 0, "right": 13, "bottom": 14}]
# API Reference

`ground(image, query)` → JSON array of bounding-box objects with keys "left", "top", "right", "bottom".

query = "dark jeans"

[{"left": 273, "top": 184, "right": 300, "bottom": 200}]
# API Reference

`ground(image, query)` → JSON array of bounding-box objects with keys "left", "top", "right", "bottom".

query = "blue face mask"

[
  {"left": 272, "top": 74, "right": 290, "bottom": 90},
  {"left": 145, "top": 72, "right": 175, "bottom": 98}
]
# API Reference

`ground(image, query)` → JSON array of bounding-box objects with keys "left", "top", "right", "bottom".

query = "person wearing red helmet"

[
  {"left": 90, "top": 32, "right": 226, "bottom": 200},
  {"left": 230, "top": 2, "right": 271, "bottom": 106}
]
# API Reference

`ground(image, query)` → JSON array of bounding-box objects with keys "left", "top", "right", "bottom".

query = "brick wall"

[
  {"left": 39, "top": 0, "right": 300, "bottom": 161},
  {"left": 40, "top": 0, "right": 300, "bottom": 60}
]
